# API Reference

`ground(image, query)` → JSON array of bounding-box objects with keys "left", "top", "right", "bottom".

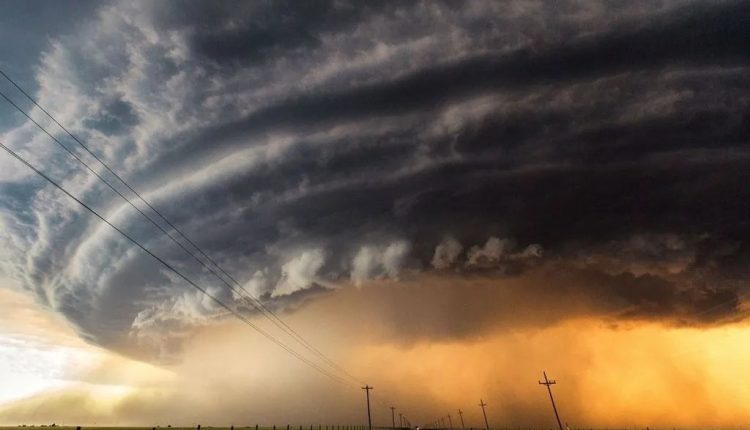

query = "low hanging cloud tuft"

[
  {"left": 272, "top": 249, "right": 326, "bottom": 297},
  {"left": 351, "top": 239, "right": 411, "bottom": 286}
]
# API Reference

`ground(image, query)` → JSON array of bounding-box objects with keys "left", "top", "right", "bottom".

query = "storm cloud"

[{"left": 0, "top": 0, "right": 748, "bottom": 359}]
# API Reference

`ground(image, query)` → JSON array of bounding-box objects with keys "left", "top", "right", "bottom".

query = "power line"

[
  {"left": 0, "top": 85, "right": 356, "bottom": 384},
  {"left": 0, "top": 68, "right": 362, "bottom": 385},
  {"left": 0, "top": 69, "right": 363, "bottom": 386},
  {"left": 0, "top": 138, "right": 355, "bottom": 387}
]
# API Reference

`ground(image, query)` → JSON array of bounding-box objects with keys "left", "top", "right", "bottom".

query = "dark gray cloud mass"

[{"left": 0, "top": 0, "right": 748, "bottom": 358}]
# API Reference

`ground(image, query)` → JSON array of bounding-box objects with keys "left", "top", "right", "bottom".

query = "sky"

[{"left": 0, "top": 0, "right": 749, "bottom": 427}]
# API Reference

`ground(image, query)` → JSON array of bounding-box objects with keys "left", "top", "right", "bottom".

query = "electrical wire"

[
  {"left": 0, "top": 138, "right": 355, "bottom": 387},
  {"left": 0, "top": 69, "right": 363, "bottom": 385}
]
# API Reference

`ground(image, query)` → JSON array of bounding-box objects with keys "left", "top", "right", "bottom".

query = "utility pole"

[
  {"left": 390, "top": 407, "right": 396, "bottom": 429},
  {"left": 457, "top": 410, "right": 465, "bottom": 430},
  {"left": 362, "top": 385, "right": 373, "bottom": 430},
  {"left": 478, "top": 399, "right": 489, "bottom": 430},
  {"left": 538, "top": 371, "right": 563, "bottom": 430},
  {"left": 448, "top": 414, "right": 453, "bottom": 429}
]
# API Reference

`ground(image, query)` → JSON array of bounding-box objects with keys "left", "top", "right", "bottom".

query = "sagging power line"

[
  {"left": 0, "top": 68, "right": 363, "bottom": 387},
  {"left": 0, "top": 139, "right": 353, "bottom": 388}
]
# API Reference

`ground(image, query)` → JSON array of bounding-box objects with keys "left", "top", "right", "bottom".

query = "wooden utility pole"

[
  {"left": 538, "top": 371, "right": 563, "bottom": 430},
  {"left": 457, "top": 410, "right": 465, "bottom": 430},
  {"left": 362, "top": 385, "right": 374, "bottom": 430},
  {"left": 390, "top": 407, "right": 396, "bottom": 429},
  {"left": 447, "top": 414, "right": 453, "bottom": 429},
  {"left": 478, "top": 399, "right": 489, "bottom": 430}
]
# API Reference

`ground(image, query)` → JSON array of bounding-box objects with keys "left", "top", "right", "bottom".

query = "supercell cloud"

[{"left": 0, "top": 0, "right": 749, "bottom": 360}]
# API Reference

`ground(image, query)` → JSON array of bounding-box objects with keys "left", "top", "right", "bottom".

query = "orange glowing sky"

[{"left": 3, "top": 276, "right": 750, "bottom": 428}]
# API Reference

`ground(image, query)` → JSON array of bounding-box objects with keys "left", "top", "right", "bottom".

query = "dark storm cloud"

[
  {"left": 165, "top": 0, "right": 749, "bottom": 142},
  {"left": 299, "top": 266, "right": 742, "bottom": 345},
  {"left": 0, "top": 0, "right": 749, "bottom": 357},
  {"left": 180, "top": 2, "right": 391, "bottom": 66}
]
